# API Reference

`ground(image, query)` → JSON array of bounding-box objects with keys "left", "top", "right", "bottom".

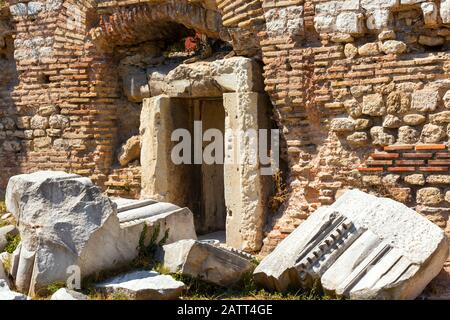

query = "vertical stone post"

[
  {"left": 223, "top": 92, "right": 273, "bottom": 252},
  {"left": 140, "top": 95, "right": 190, "bottom": 204}
]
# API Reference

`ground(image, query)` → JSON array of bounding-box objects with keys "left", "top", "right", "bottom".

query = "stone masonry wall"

[{"left": 0, "top": 0, "right": 450, "bottom": 260}]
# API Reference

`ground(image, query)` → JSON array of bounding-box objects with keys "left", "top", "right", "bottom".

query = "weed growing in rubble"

[
  {"left": 132, "top": 223, "right": 170, "bottom": 269},
  {"left": 5, "top": 233, "right": 20, "bottom": 254},
  {"left": 268, "top": 170, "right": 289, "bottom": 212},
  {"left": 46, "top": 282, "right": 66, "bottom": 295}
]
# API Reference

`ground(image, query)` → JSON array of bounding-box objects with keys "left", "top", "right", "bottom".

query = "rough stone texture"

[
  {"left": 50, "top": 288, "right": 88, "bottom": 300},
  {"left": 118, "top": 135, "right": 141, "bottom": 167},
  {"left": 1, "top": 0, "right": 450, "bottom": 294},
  {"left": 362, "top": 93, "right": 385, "bottom": 116},
  {"left": 417, "top": 188, "right": 443, "bottom": 205},
  {"left": 412, "top": 90, "right": 440, "bottom": 112},
  {"left": 420, "top": 124, "right": 446, "bottom": 143},
  {"left": 157, "top": 239, "right": 254, "bottom": 287},
  {"left": 5, "top": 171, "right": 196, "bottom": 296},
  {"left": 380, "top": 40, "right": 407, "bottom": 55},
  {"left": 253, "top": 190, "right": 448, "bottom": 300},
  {"left": 96, "top": 270, "right": 185, "bottom": 300}
]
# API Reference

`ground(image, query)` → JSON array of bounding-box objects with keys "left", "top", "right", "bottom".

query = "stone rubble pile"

[
  {"left": 0, "top": 172, "right": 448, "bottom": 300},
  {"left": 0, "top": 171, "right": 255, "bottom": 300},
  {"left": 4, "top": 171, "right": 197, "bottom": 297}
]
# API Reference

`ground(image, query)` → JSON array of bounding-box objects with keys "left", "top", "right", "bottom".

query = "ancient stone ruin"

[{"left": 1, "top": 0, "right": 450, "bottom": 300}]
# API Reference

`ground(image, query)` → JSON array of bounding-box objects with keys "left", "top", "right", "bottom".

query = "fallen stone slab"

[
  {"left": 0, "top": 280, "right": 29, "bottom": 300},
  {"left": 96, "top": 270, "right": 185, "bottom": 300},
  {"left": 6, "top": 171, "right": 196, "bottom": 296},
  {"left": 157, "top": 239, "right": 255, "bottom": 287},
  {"left": 114, "top": 198, "right": 197, "bottom": 245},
  {"left": 253, "top": 189, "right": 449, "bottom": 300},
  {"left": 50, "top": 288, "right": 88, "bottom": 300}
]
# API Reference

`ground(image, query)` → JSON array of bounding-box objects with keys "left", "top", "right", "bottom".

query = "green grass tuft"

[
  {"left": 46, "top": 282, "right": 66, "bottom": 295},
  {"left": 132, "top": 223, "right": 169, "bottom": 269},
  {"left": 169, "top": 269, "right": 331, "bottom": 300},
  {"left": 4, "top": 233, "right": 20, "bottom": 254}
]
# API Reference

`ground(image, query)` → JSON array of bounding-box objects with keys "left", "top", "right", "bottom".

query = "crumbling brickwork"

[{"left": 0, "top": 0, "right": 450, "bottom": 260}]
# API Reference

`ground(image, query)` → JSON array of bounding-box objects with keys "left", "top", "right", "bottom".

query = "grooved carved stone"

[{"left": 253, "top": 190, "right": 449, "bottom": 300}]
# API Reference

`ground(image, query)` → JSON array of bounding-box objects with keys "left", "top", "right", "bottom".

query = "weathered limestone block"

[
  {"left": 347, "top": 132, "right": 369, "bottom": 146},
  {"left": 117, "top": 135, "right": 141, "bottom": 167},
  {"left": 314, "top": 15, "right": 336, "bottom": 33},
  {"left": 382, "top": 114, "right": 402, "bottom": 128},
  {"left": 420, "top": 124, "right": 446, "bottom": 143},
  {"left": 157, "top": 239, "right": 254, "bottom": 287},
  {"left": 427, "top": 175, "right": 450, "bottom": 184},
  {"left": 330, "top": 118, "right": 355, "bottom": 132},
  {"left": 30, "top": 115, "right": 48, "bottom": 130},
  {"left": 417, "top": 187, "right": 443, "bottom": 205},
  {"left": 344, "top": 99, "right": 362, "bottom": 118},
  {"left": 440, "top": 0, "right": 450, "bottom": 24},
  {"left": 389, "top": 187, "right": 411, "bottom": 203},
  {"left": 50, "top": 288, "right": 88, "bottom": 300},
  {"left": 265, "top": 6, "right": 304, "bottom": 37},
  {"left": 404, "top": 174, "right": 425, "bottom": 186},
  {"left": 148, "top": 57, "right": 264, "bottom": 97},
  {"left": 9, "top": 3, "right": 27, "bottom": 16},
  {"left": 48, "top": 114, "right": 69, "bottom": 129},
  {"left": 378, "top": 30, "right": 396, "bottom": 41},
  {"left": 223, "top": 92, "right": 273, "bottom": 252},
  {"left": 96, "top": 271, "right": 185, "bottom": 300},
  {"left": 403, "top": 114, "right": 426, "bottom": 126},
  {"left": 38, "top": 105, "right": 58, "bottom": 117},
  {"left": 430, "top": 111, "right": 450, "bottom": 124},
  {"left": 253, "top": 190, "right": 448, "bottom": 299},
  {"left": 344, "top": 43, "right": 358, "bottom": 58},
  {"left": 362, "top": 93, "right": 385, "bottom": 116},
  {"left": 367, "top": 10, "right": 392, "bottom": 30},
  {"left": 370, "top": 126, "right": 396, "bottom": 145},
  {"left": 336, "top": 12, "right": 364, "bottom": 34},
  {"left": 421, "top": 2, "right": 439, "bottom": 26},
  {"left": 398, "top": 126, "right": 420, "bottom": 144},
  {"left": 27, "top": 1, "right": 43, "bottom": 15},
  {"left": 5, "top": 171, "right": 196, "bottom": 296},
  {"left": 380, "top": 40, "right": 407, "bottom": 55},
  {"left": 359, "top": 43, "right": 380, "bottom": 56}
]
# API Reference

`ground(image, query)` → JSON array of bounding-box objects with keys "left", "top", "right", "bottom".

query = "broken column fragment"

[
  {"left": 5, "top": 171, "right": 196, "bottom": 296},
  {"left": 253, "top": 189, "right": 449, "bottom": 300},
  {"left": 156, "top": 239, "right": 255, "bottom": 287}
]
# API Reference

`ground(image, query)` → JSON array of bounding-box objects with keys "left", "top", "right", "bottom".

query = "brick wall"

[{"left": 1, "top": 0, "right": 450, "bottom": 257}]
